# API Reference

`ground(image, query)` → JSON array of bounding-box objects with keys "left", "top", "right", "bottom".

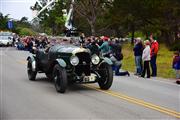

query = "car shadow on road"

[
  {"left": 35, "top": 77, "right": 53, "bottom": 83},
  {"left": 32, "top": 77, "right": 96, "bottom": 93},
  {"left": 68, "top": 84, "right": 95, "bottom": 92}
]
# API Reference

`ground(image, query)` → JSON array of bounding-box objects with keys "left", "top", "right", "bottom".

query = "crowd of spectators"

[
  {"left": 133, "top": 35, "right": 159, "bottom": 79},
  {"left": 133, "top": 34, "right": 159, "bottom": 78},
  {"left": 12, "top": 34, "right": 180, "bottom": 83},
  {"left": 132, "top": 35, "right": 180, "bottom": 84},
  {"left": 83, "top": 36, "right": 130, "bottom": 76},
  {"left": 14, "top": 36, "right": 49, "bottom": 51}
]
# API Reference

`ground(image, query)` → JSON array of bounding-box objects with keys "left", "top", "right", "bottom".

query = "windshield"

[
  {"left": 0, "top": 35, "right": 11, "bottom": 40},
  {"left": 0, "top": 32, "right": 13, "bottom": 40},
  {"left": 0, "top": 32, "right": 12, "bottom": 36},
  {"left": 49, "top": 36, "right": 80, "bottom": 45}
]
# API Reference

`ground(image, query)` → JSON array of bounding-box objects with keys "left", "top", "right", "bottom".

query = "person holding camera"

[{"left": 109, "top": 40, "right": 130, "bottom": 76}]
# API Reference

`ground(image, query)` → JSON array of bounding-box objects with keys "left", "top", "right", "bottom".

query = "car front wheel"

[
  {"left": 98, "top": 63, "right": 113, "bottom": 90},
  {"left": 53, "top": 64, "right": 67, "bottom": 93},
  {"left": 27, "top": 60, "right": 37, "bottom": 81}
]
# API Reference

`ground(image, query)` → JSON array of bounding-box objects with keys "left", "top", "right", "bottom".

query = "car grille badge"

[{"left": 82, "top": 61, "right": 86, "bottom": 65}]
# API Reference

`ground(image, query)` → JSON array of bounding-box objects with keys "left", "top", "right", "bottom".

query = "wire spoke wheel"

[
  {"left": 98, "top": 63, "right": 113, "bottom": 90},
  {"left": 27, "top": 60, "right": 37, "bottom": 81},
  {"left": 53, "top": 64, "right": 67, "bottom": 93}
]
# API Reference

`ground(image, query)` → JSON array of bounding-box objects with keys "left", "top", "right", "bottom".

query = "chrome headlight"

[
  {"left": 91, "top": 54, "right": 100, "bottom": 65},
  {"left": 70, "top": 55, "right": 79, "bottom": 66}
]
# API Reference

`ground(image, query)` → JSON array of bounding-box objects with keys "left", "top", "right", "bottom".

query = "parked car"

[
  {"left": 27, "top": 41, "right": 113, "bottom": 93},
  {"left": 0, "top": 32, "right": 13, "bottom": 46}
]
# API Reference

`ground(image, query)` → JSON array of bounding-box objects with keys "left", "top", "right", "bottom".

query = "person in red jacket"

[{"left": 150, "top": 34, "right": 159, "bottom": 77}]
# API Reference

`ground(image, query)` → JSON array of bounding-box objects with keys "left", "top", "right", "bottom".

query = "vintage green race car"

[{"left": 27, "top": 43, "right": 113, "bottom": 93}]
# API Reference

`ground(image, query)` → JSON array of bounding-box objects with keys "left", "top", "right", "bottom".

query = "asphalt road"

[{"left": 0, "top": 47, "right": 179, "bottom": 120}]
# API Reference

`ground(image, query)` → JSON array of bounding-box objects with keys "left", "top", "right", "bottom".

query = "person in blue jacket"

[
  {"left": 133, "top": 38, "right": 143, "bottom": 75},
  {"left": 172, "top": 51, "right": 180, "bottom": 84}
]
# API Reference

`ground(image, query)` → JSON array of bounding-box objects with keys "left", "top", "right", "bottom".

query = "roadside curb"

[{"left": 124, "top": 72, "right": 178, "bottom": 85}]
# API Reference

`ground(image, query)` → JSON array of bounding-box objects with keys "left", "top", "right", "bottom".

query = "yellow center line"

[
  {"left": 17, "top": 60, "right": 180, "bottom": 118},
  {"left": 17, "top": 60, "right": 27, "bottom": 65},
  {"left": 84, "top": 84, "right": 180, "bottom": 118}
]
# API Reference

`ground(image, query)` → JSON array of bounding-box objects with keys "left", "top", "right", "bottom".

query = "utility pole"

[
  {"left": 31, "top": 0, "right": 75, "bottom": 30},
  {"left": 32, "top": 0, "right": 56, "bottom": 18}
]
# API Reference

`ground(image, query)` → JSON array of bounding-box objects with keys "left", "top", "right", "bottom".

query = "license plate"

[{"left": 83, "top": 75, "right": 96, "bottom": 82}]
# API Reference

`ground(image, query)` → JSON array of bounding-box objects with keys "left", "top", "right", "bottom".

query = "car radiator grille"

[{"left": 75, "top": 52, "right": 91, "bottom": 76}]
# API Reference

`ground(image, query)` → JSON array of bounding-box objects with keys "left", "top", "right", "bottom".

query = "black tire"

[
  {"left": 53, "top": 64, "right": 67, "bottom": 93},
  {"left": 6, "top": 43, "right": 9, "bottom": 47},
  {"left": 98, "top": 63, "right": 113, "bottom": 90},
  {"left": 27, "top": 60, "right": 37, "bottom": 81}
]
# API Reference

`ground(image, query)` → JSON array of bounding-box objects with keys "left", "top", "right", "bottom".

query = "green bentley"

[{"left": 27, "top": 42, "right": 113, "bottom": 93}]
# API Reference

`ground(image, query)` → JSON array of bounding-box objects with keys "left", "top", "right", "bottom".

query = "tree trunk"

[
  {"left": 89, "top": 21, "right": 96, "bottom": 36},
  {"left": 174, "top": 25, "right": 179, "bottom": 43},
  {"left": 131, "top": 24, "right": 135, "bottom": 45},
  {"left": 52, "top": 24, "right": 55, "bottom": 36},
  {"left": 160, "top": 30, "right": 174, "bottom": 45},
  {"left": 115, "top": 26, "right": 121, "bottom": 38}
]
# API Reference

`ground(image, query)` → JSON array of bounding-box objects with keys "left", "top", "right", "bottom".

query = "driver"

[{"left": 44, "top": 38, "right": 56, "bottom": 53}]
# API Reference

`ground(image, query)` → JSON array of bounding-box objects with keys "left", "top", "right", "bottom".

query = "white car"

[{"left": 0, "top": 32, "right": 13, "bottom": 46}]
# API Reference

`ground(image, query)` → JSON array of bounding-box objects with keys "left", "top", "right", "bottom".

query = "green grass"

[{"left": 121, "top": 43, "right": 175, "bottom": 79}]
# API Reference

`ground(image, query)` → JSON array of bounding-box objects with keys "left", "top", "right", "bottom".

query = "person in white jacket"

[{"left": 141, "top": 40, "right": 151, "bottom": 78}]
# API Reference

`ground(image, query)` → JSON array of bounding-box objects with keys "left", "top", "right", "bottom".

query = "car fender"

[
  {"left": 100, "top": 57, "right": 113, "bottom": 66},
  {"left": 27, "top": 55, "right": 35, "bottom": 62},
  {"left": 27, "top": 55, "right": 36, "bottom": 71},
  {"left": 55, "top": 59, "right": 67, "bottom": 68}
]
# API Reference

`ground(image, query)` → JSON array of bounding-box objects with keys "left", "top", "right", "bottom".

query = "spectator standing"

[
  {"left": 87, "top": 38, "right": 100, "bottom": 55},
  {"left": 97, "top": 38, "right": 103, "bottom": 46},
  {"left": 133, "top": 37, "right": 143, "bottom": 75},
  {"left": 34, "top": 37, "right": 40, "bottom": 48},
  {"left": 141, "top": 40, "right": 151, "bottom": 78},
  {"left": 85, "top": 38, "right": 92, "bottom": 48},
  {"left": 150, "top": 34, "right": 159, "bottom": 77},
  {"left": 172, "top": 51, "right": 180, "bottom": 84},
  {"left": 27, "top": 37, "right": 34, "bottom": 52},
  {"left": 16, "top": 38, "right": 24, "bottom": 50},
  {"left": 97, "top": 38, "right": 110, "bottom": 57},
  {"left": 42, "top": 37, "right": 48, "bottom": 48}
]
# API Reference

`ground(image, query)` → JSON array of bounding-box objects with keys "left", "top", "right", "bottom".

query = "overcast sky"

[{"left": 0, "top": 0, "right": 36, "bottom": 21}]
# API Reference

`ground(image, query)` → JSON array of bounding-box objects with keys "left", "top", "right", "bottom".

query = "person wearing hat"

[
  {"left": 133, "top": 37, "right": 143, "bottom": 75},
  {"left": 141, "top": 40, "right": 151, "bottom": 78},
  {"left": 97, "top": 37, "right": 110, "bottom": 57}
]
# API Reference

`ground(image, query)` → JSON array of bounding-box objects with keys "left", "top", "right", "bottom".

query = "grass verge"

[{"left": 121, "top": 43, "right": 175, "bottom": 79}]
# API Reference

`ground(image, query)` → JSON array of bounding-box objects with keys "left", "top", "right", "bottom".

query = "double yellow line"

[
  {"left": 18, "top": 60, "right": 180, "bottom": 118},
  {"left": 85, "top": 84, "right": 180, "bottom": 118}
]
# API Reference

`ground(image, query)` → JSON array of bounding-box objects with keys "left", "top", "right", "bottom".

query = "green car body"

[{"left": 27, "top": 44, "right": 113, "bottom": 93}]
